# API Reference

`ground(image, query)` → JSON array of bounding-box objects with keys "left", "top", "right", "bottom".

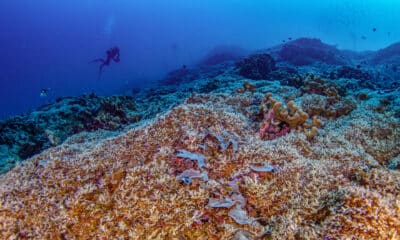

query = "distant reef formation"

[
  {"left": 369, "top": 42, "right": 400, "bottom": 65},
  {"left": 0, "top": 38, "right": 399, "bottom": 239},
  {"left": 278, "top": 38, "right": 348, "bottom": 66}
]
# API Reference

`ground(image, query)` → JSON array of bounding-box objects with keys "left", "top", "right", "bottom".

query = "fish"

[{"left": 40, "top": 89, "right": 49, "bottom": 97}]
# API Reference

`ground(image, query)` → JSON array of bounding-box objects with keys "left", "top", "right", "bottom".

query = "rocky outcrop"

[
  {"left": 279, "top": 38, "right": 347, "bottom": 66},
  {"left": 236, "top": 53, "right": 276, "bottom": 80}
]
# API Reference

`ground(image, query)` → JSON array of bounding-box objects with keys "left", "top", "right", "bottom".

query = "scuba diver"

[{"left": 90, "top": 47, "right": 120, "bottom": 79}]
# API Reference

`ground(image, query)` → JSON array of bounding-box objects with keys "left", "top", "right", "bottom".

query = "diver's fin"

[
  {"left": 98, "top": 65, "right": 105, "bottom": 80},
  {"left": 89, "top": 58, "right": 105, "bottom": 64}
]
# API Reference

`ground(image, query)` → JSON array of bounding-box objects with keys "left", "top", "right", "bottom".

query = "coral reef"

[
  {"left": 236, "top": 53, "right": 276, "bottom": 80},
  {"left": 197, "top": 45, "right": 247, "bottom": 66},
  {"left": 236, "top": 81, "right": 256, "bottom": 93},
  {"left": 301, "top": 74, "right": 344, "bottom": 100},
  {"left": 299, "top": 74, "right": 356, "bottom": 118},
  {"left": 160, "top": 67, "right": 197, "bottom": 85},
  {"left": 0, "top": 97, "right": 398, "bottom": 239},
  {"left": 370, "top": 42, "right": 400, "bottom": 65},
  {"left": 334, "top": 66, "right": 372, "bottom": 82},
  {"left": 342, "top": 114, "right": 400, "bottom": 166},
  {"left": 259, "top": 93, "right": 322, "bottom": 140},
  {"left": 279, "top": 38, "right": 347, "bottom": 66},
  {"left": 0, "top": 37, "right": 399, "bottom": 239},
  {"left": 0, "top": 94, "right": 140, "bottom": 173},
  {"left": 301, "top": 94, "right": 356, "bottom": 119},
  {"left": 270, "top": 66, "right": 301, "bottom": 86}
]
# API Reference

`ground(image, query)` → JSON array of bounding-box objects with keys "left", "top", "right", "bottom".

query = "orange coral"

[{"left": 260, "top": 93, "right": 322, "bottom": 140}]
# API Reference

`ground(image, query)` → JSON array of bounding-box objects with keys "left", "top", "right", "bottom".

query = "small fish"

[
  {"left": 40, "top": 89, "right": 49, "bottom": 97},
  {"left": 372, "top": 27, "right": 377, "bottom": 32},
  {"left": 282, "top": 40, "right": 286, "bottom": 43},
  {"left": 361, "top": 36, "right": 367, "bottom": 40},
  {"left": 288, "top": 37, "right": 292, "bottom": 40}
]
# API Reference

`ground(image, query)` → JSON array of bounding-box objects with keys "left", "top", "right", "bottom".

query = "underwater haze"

[
  {"left": 1, "top": 1, "right": 400, "bottom": 238},
  {"left": 1, "top": 0, "right": 400, "bottom": 118}
]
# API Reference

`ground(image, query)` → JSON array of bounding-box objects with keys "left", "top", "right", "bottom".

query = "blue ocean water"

[{"left": 0, "top": 0, "right": 400, "bottom": 119}]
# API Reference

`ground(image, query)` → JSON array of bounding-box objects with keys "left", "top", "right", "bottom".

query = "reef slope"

[
  {"left": 1, "top": 94, "right": 399, "bottom": 239},
  {"left": 0, "top": 38, "right": 399, "bottom": 239}
]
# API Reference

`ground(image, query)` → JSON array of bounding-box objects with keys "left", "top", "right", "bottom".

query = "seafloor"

[{"left": 0, "top": 38, "right": 399, "bottom": 239}]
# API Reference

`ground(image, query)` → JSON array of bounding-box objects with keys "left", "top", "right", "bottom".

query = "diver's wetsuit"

[{"left": 91, "top": 47, "right": 120, "bottom": 79}]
